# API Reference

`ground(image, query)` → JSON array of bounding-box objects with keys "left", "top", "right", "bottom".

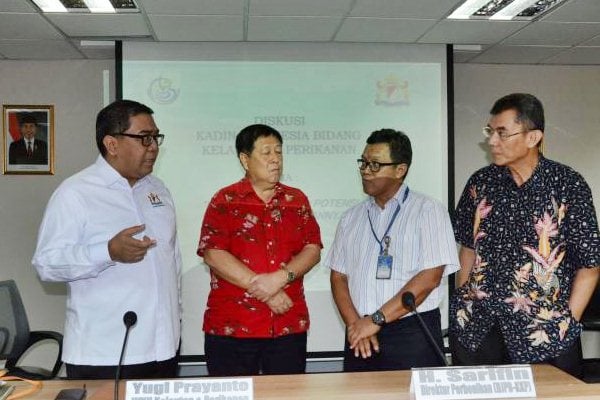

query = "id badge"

[{"left": 376, "top": 254, "right": 393, "bottom": 279}]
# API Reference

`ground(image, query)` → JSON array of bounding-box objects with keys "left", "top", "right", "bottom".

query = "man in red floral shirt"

[{"left": 198, "top": 124, "right": 322, "bottom": 376}]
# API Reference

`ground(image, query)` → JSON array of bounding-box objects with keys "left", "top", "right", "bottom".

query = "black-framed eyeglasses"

[
  {"left": 357, "top": 158, "right": 402, "bottom": 172},
  {"left": 114, "top": 133, "right": 165, "bottom": 147},
  {"left": 482, "top": 126, "right": 529, "bottom": 141}
]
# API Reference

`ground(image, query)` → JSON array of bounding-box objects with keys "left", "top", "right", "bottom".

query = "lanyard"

[{"left": 367, "top": 187, "right": 409, "bottom": 255}]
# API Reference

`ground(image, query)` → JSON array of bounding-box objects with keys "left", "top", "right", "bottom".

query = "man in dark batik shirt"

[{"left": 450, "top": 93, "right": 600, "bottom": 378}]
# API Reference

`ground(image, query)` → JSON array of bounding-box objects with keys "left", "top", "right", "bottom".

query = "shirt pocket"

[{"left": 143, "top": 203, "right": 177, "bottom": 243}]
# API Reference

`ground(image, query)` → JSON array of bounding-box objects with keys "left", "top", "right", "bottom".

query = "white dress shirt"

[
  {"left": 325, "top": 184, "right": 459, "bottom": 316},
  {"left": 33, "top": 155, "right": 182, "bottom": 365}
]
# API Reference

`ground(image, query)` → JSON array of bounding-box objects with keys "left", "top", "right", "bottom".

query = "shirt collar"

[
  {"left": 94, "top": 155, "right": 149, "bottom": 188},
  {"left": 367, "top": 183, "right": 408, "bottom": 211},
  {"left": 494, "top": 155, "right": 547, "bottom": 190},
  {"left": 238, "top": 177, "right": 283, "bottom": 199},
  {"left": 528, "top": 155, "right": 547, "bottom": 187}
]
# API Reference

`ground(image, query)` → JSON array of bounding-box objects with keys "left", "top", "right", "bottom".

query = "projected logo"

[
  {"left": 375, "top": 74, "right": 409, "bottom": 106},
  {"left": 147, "top": 76, "right": 180, "bottom": 105}
]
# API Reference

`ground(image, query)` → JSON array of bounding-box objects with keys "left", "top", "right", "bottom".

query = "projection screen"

[{"left": 122, "top": 42, "right": 450, "bottom": 355}]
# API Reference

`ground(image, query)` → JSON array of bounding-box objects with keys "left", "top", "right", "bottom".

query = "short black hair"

[
  {"left": 96, "top": 100, "right": 154, "bottom": 157},
  {"left": 490, "top": 93, "right": 544, "bottom": 132},
  {"left": 19, "top": 113, "right": 38, "bottom": 126},
  {"left": 366, "top": 128, "right": 412, "bottom": 170},
  {"left": 235, "top": 124, "right": 283, "bottom": 156}
]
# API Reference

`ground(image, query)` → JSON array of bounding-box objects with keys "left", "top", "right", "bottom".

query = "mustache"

[{"left": 362, "top": 176, "right": 397, "bottom": 183}]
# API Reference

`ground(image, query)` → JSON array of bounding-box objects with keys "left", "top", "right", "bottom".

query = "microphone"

[
  {"left": 115, "top": 311, "right": 137, "bottom": 400},
  {"left": 401, "top": 291, "right": 448, "bottom": 366}
]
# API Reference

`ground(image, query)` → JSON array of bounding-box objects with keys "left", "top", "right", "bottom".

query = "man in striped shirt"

[{"left": 325, "top": 129, "right": 459, "bottom": 372}]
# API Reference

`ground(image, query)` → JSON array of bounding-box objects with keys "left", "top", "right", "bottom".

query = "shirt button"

[{"left": 270, "top": 260, "right": 275, "bottom": 264}]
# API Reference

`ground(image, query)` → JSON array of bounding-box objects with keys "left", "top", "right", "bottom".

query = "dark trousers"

[
  {"left": 66, "top": 356, "right": 179, "bottom": 379},
  {"left": 344, "top": 308, "right": 446, "bottom": 372},
  {"left": 205, "top": 332, "right": 307, "bottom": 376},
  {"left": 450, "top": 325, "right": 583, "bottom": 379}
]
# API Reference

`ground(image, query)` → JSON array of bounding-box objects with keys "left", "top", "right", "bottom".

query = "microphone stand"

[
  {"left": 401, "top": 292, "right": 448, "bottom": 366},
  {"left": 115, "top": 311, "right": 137, "bottom": 400}
]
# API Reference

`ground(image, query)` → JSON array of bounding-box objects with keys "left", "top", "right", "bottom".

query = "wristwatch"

[
  {"left": 371, "top": 310, "right": 386, "bottom": 326},
  {"left": 281, "top": 265, "right": 296, "bottom": 283}
]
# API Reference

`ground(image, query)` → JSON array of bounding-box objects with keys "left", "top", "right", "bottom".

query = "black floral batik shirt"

[{"left": 450, "top": 156, "right": 600, "bottom": 363}]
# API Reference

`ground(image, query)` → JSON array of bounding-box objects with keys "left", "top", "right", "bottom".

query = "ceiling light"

[
  {"left": 447, "top": 0, "right": 491, "bottom": 19},
  {"left": 82, "top": 0, "right": 115, "bottom": 13},
  {"left": 448, "top": 0, "right": 567, "bottom": 21},
  {"left": 32, "top": 0, "right": 138, "bottom": 13},
  {"left": 490, "top": 0, "right": 539, "bottom": 20},
  {"left": 32, "top": 0, "right": 67, "bottom": 12}
]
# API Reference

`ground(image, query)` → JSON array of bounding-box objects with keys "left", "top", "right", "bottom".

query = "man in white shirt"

[
  {"left": 33, "top": 100, "right": 181, "bottom": 379},
  {"left": 326, "top": 129, "right": 459, "bottom": 371}
]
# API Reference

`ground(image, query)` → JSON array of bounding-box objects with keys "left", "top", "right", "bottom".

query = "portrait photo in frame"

[{"left": 3, "top": 105, "right": 54, "bottom": 175}]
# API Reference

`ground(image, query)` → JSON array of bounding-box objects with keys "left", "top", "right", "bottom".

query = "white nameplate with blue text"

[
  {"left": 410, "top": 365, "right": 536, "bottom": 400},
  {"left": 126, "top": 377, "right": 253, "bottom": 400}
]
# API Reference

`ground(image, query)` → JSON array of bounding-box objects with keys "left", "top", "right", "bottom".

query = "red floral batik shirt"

[{"left": 198, "top": 178, "right": 322, "bottom": 338}]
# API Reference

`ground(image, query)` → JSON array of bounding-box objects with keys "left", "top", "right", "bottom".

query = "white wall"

[
  {"left": 0, "top": 60, "right": 114, "bottom": 370},
  {"left": 454, "top": 63, "right": 600, "bottom": 209},
  {"left": 454, "top": 63, "right": 600, "bottom": 357}
]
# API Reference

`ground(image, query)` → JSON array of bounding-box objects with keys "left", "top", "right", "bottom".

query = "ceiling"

[{"left": 1, "top": 0, "right": 600, "bottom": 64}]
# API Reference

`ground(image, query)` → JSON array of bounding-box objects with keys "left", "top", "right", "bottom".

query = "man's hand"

[
  {"left": 266, "top": 291, "right": 293, "bottom": 314},
  {"left": 247, "top": 270, "right": 287, "bottom": 302},
  {"left": 108, "top": 225, "right": 156, "bottom": 263},
  {"left": 352, "top": 336, "right": 380, "bottom": 359},
  {"left": 347, "top": 316, "right": 381, "bottom": 350}
]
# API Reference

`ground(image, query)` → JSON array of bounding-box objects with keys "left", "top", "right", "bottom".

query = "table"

[{"left": 12, "top": 364, "right": 600, "bottom": 400}]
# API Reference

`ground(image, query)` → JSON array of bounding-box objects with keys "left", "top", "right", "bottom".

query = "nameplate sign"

[
  {"left": 125, "top": 377, "right": 253, "bottom": 400},
  {"left": 410, "top": 365, "right": 536, "bottom": 400}
]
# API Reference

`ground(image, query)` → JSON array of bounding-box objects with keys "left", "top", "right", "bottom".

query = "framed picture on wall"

[{"left": 2, "top": 104, "right": 54, "bottom": 175}]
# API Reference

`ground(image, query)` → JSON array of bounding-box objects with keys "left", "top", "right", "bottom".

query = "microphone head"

[
  {"left": 123, "top": 311, "right": 137, "bottom": 328},
  {"left": 401, "top": 291, "right": 416, "bottom": 309}
]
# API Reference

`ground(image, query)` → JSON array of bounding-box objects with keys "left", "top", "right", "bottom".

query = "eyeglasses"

[
  {"left": 114, "top": 132, "right": 165, "bottom": 146},
  {"left": 357, "top": 158, "right": 402, "bottom": 172},
  {"left": 482, "top": 126, "right": 529, "bottom": 141}
]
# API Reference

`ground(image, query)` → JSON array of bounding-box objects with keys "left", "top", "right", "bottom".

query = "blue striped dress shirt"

[{"left": 325, "top": 184, "right": 459, "bottom": 317}]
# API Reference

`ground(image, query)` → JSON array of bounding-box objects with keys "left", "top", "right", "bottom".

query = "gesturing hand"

[{"left": 108, "top": 225, "right": 156, "bottom": 263}]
